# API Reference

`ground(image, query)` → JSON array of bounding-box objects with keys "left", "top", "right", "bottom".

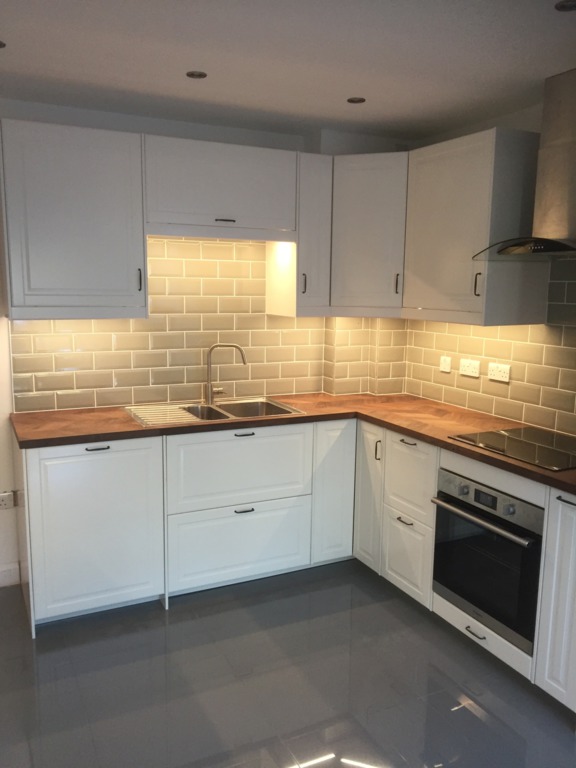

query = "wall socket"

[
  {"left": 439, "top": 355, "right": 452, "bottom": 373},
  {"left": 488, "top": 362, "right": 511, "bottom": 382},
  {"left": 459, "top": 358, "right": 480, "bottom": 377}
]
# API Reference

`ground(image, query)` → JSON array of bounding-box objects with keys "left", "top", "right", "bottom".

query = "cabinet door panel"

[
  {"left": 331, "top": 153, "right": 407, "bottom": 308},
  {"left": 166, "top": 424, "right": 313, "bottom": 513},
  {"left": 353, "top": 421, "right": 385, "bottom": 572},
  {"left": 312, "top": 419, "right": 356, "bottom": 564},
  {"left": 535, "top": 492, "right": 576, "bottom": 710},
  {"left": 26, "top": 438, "right": 164, "bottom": 621},
  {"left": 384, "top": 432, "right": 438, "bottom": 525},
  {"left": 2, "top": 120, "right": 145, "bottom": 314},
  {"left": 145, "top": 135, "right": 297, "bottom": 231},
  {"left": 168, "top": 497, "right": 311, "bottom": 593},
  {"left": 383, "top": 506, "right": 433, "bottom": 607}
]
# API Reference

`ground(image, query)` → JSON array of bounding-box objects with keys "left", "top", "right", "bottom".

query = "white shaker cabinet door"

[
  {"left": 384, "top": 431, "right": 438, "bottom": 525},
  {"left": 311, "top": 419, "right": 356, "bottom": 564},
  {"left": 26, "top": 438, "right": 164, "bottom": 622},
  {"left": 353, "top": 421, "right": 386, "bottom": 573},
  {"left": 535, "top": 491, "right": 576, "bottom": 711},
  {"left": 1, "top": 120, "right": 146, "bottom": 318},
  {"left": 331, "top": 152, "right": 407, "bottom": 311},
  {"left": 382, "top": 506, "right": 434, "bottom": 608},
  {"left": 144, "top": 134, "right": 297, "bottom": 233}
]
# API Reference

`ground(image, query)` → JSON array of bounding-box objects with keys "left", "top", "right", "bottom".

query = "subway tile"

[
  {"left": 10, "top": 336, "right": 32, "bottom": 354},
  {"left": 334, "top": 317, "right": 364, "bottom": 331},
  {"left": 218, "top": 297, "right": 251, "bottom": 314},
  {"left": 250, "top": 296, "right": 265, "bottom": 313},
  {"left": 457, "top": 336, "right": 484, "bottom": 356},
  {"left": 562, "top": 327, "right": 576, "bottom": 348},
  {"left": 349, "top": 361, "right": 370, "bottom": 378},
  {"left": 145, "top": 238, "right": 165, "bottom": 258},
  {"left": 234, "top": 242, "right": 266, "bottom": 261},
  {"left": 13, "top": 374, "right": 33, "bottom": 393},
  {"left": 182, "top": 331, "right": 219, "bottom": 350},
  {"left": 33, "top": 334, "right": 73, "bottom": 353},
  {"left": 14, "top": 392, "right": 56, "bottom": 411},
  {"left": 250, "top": 260, "right": 266, "bottom": 279},
  {"left": 184, "top": 260, "right": 217, "bottom": 277},
  {"left": 544, "top": 344, "right": 576, "bottom": 369},
  {"left": 75, "top": 371, "right": 114, "bottom": 389},
  {"left": 33, "top": 372, "right": 75, "bottom": 391},
  {"left": 149, "top": 295, "right": 185, "bottom": 314},
  {"left": 547, "top": 303, "right": 576, "bottom": 326},
  {"left": 511, "top": 342, "right": 544, "bottom": 365},
  {"left": 150, "top": 332, "right": 186, "bottom": 350},
  {"left": 219, "top": 330, "right": 252, "bottom": 348},
  {"left": 508, "top": 381, "right": 541, "bottom": 405},
  {"left": 169, "top": 383, "right": 202, "bottom": 401},
  {"left": 405, "top": 379, "right": 423, "bottom": 396},
  {"left": 202, "top": 314, "right": 236, "bottom": 331},
  {"left": 332, "top": 378, "right": 362, "bottom": 395},
  {"left": 559, "top": 368, "right": 576, "bottom": 391},
  {"left": 113, "top": 333, "right": 150, "bottom": 351},
  {"left": 481, "top": 378, "right": 511, "bottom": 398},
  {"left": 185, "top": 296, "right": 219, "bottom": 314},
  {"left": 523, "top": 404, "right": 558, "bottom": 430},
  {"left": 250, "top": 363, "right": 281, "bottom": 380},
  {"left": 494, "top": 398, "right": 525, "bottom": 422},
  {"left": 94, "top": 319, "right": 132, "bottom": 332},
  {"left": 217, "top": 364, "right": 250, "bottom": 382},
  {"left": 466, "top": 392, "right": 495, "bottom": 414},
  {"left": 413, "top": 331, "right": 435, "bottom": 349},
  {"left": 421, "top": 382, "right": 444, "bottom": 401},
  {"left": 56, "top": 390, "right": 96, "bottom": 409},
  {"left": 218, "top": 261, "right": 251, "bottom": 279},
  {"left": 234, "top": 380, "right": 265, "bottom": 398},
  {"left": 133, "top": 386, "right": 169, "bottom": 404},
  {"left": 185, "top": 366, "right": 206, "bottom": 384},
  {"left": 235, "top": 279, "right": 265, "bottom": 297},
  {"left": 94, "top": 351, "right": 132, "bottom": 370},
  {"left": 471, "top": 325, "right": 498, "bottom": 339},
  {"left": 235, "top": 313, "right": 266, "bottom": 331},
  {"left": 525, "top": 364, "right": 560, "bottom": 388},
  {"left": 202, "top": 278, "right": 234, "bottom": 296},
  {"left": 74, "top": 333, "right": 114, "bottom": 352},
  {"left": 53, "top": 353, "right": 93, "bottom": 372},
  {"left": 433, "top": 369, "right": 456, "bottom": 387},
  {"left": 147, "top": 276, "right": 167, "bottom": 295},
  {"left": 334, "top": 346, "right": 364, "bottom": 363},
  {"left": 310, "top": 329, "right": 325, "bottom": 345},
  {"left": 266, "top": 314, "right": 295, "bottom": 330},
  {"left": 201, "top": 242, "right": 235, "bottom": 260},
  {"left": 166, "top": 277, "right": 202, "bottom": 296},
  {"left": 435, "top": 333, "right": 459, "bottom": 353},
  {"left": 334, "top": 362, "right": 350, "bottom": 379},
  {"left": 131, "top": 316, "right": 167, "bottom": 332},
  {"left": 377, "top": 377, "right": 404, "bottom": 394},
  {"left": 484, "top": 339, "right": 513, "bottom": 359},
  {"left": 391, "top": 362, "right": 407, "bottom": 378},
  {"left": 295, "top": 346, "right": 323, "bottom": 362},
  {"left": 442, "top": 387, "right": 468, "bottom": 408},
  {"left": 95, "top": 389, "right": 134, "bottom": 407},
  {"left": 170, "top": 349, "right": 203, "bottom": 367},
  {"left": 11, "top": 319, "right": 53, "bottom": 335},
  {"left": 422, "top": 348, "right": 441, "bottom": 367},
  {"left": 267, "top": 346, "right": 296, "bottom": 363},
  {"left": 150, "top": 367, "right": 185, "bottom": 385},
  {"left": 53, "top": 319, "right": 93, "bottom": 334},
  {"left": 375, "top": 362, "right": 392, "bottom": 379},
  {"left": 131, "top": 351, "right": 167, "bottom": 369},
  {"left": 411, "top": 364, "right": 433, "bottom": 382},
  {"left": 165, "top": 240, "right": 202, "bottom": 260},
  {"left": 295, "top": 376, "right": 323, "bottom": 393},
  {"left": 424, "top": 321, "right": 448, "bottom": 333},
  {"left": 556, "top": 411, "right": 576, "bottom": 435},
  {"left": 499, "top": 325, "right": 531, "bottom": 342},
  {"left": 147, "top": 258, "right": 184, "bottom": 277},
  {"left": 281, "top": 362, "right": 310, "bottom": 378},
  {"left": 529, "top": 324, "right": 564, "bottom": 346},
  {"left": 541, "top": 387, "right": 575, "bottom": 412},
  {"left": 456, "top": 374, "right": 482, "bottom": 392},
  {"left": 114, "top": 369, "right": 150, "bottom": 387},
  {"left": 252, "top": 330, "right": 281, "bottom": 347}
]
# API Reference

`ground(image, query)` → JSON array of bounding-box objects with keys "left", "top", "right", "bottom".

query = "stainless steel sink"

[
  {"left": 126, "top": 398, "right": 301, "bottom": 427},
  {"left": 184, "top": 404, "right": 231, "bottom": 420},
  {"left": 218, "top": 399, "right": 301, "bottom": 418}
]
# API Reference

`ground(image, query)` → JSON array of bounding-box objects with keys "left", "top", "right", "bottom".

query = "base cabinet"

[
  {"left": 353, "top": 421, "right": 385, "bottom": 572},
  {"left": 535, "top": 491, "right": 576, "bottom": 711},
  {"left": 168, "top": 497, "right": 312, "bottom": 594},
  {"left": 383, "top": 507, "right": 434, "bottom": 606},
  {"left": 24, "top": 438, "right": 164, "bottom": 626}
]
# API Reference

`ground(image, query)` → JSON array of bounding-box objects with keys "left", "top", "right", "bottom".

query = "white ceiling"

[{"left": 1, "top": 0, "right": 576, "bottom": 140}]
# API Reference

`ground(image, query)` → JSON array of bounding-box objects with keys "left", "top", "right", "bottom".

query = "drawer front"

[
  {"left": 166, "top": 423, "right": 313, "bottom": 514},
  {"left": 384, "top": 431, "right": 438, "bottom": 524},
  {"left": 168, "top": 496, "right": 312, "bottom": 593},
  {"left": 432, "top": 592, "right": 532, "bottom": 679}
]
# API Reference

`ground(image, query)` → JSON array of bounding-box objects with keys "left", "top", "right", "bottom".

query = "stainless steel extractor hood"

[{"left": 475, "top": 67, "right": 576, "bottom": 261}]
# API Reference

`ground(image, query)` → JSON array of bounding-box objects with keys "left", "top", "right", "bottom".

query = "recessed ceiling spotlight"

[
  {"left": 0, "top": 41, "right": 6, "bottom": 49},
  {"left": 186, "top": 70, "right": 207, "bottom": 79},
  {"left": 347, "top": 97, "right": 366, "bottom": 104},
  {"left": 555, "top": 0, "right": 576, "bottom": 10}
]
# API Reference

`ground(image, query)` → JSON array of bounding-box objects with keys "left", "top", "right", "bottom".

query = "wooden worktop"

[{"left": 10, "top": 393, "right": 576, "bottom": 494}]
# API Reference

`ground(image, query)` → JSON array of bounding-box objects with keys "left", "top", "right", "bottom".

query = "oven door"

[{"left": 432, "top": 494, "right": 542, "bottom": 655}]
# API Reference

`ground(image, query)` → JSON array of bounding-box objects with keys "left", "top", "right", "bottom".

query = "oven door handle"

[{"left": 431, "top": 497, "right": 535, "bottom": 548}]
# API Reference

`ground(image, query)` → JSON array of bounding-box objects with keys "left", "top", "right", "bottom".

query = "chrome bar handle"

[{"left": 431, "top": 497, "right": 535, "bottom": 548}]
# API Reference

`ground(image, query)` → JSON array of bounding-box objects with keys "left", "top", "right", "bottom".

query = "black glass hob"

[{"left": 450, "top": 426, "right": 576, "bottom": 471}]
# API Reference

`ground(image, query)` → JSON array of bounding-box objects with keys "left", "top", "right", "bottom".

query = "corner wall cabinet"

[
  {"left": 331, "top": 152, "right": 408, "bottom": 315},
  {"left": 535, "top": 490, "right": 576, "bottom": 712},
  {"left": 22, "top": 437, "right": 164, "bottom": 632},
  {"left": 144, "top": 134, "right": 297, "bottom": 239},
  {"left": 1, "top": 120, "right": 147, "bottom": 319},
  {"left": 402, "top": 128, "right": 548, "bottom": 325}
]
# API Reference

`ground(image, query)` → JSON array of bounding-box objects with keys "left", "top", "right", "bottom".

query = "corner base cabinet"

[{"left": 22, "top": 437, "right": 164, "bottom": 630}]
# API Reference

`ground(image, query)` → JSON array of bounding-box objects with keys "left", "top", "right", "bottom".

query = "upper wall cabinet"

[
  {"left": 330, "top": 152, "right": 408, "bottom": 315},
  {"left": 402, "top": 128, "right": 549, "bottom": 326},
  {"left": 266, "top": 152, "right": 332, "bottom": 316},
  {"left": 1, "top": 120, "right": 147, "bottom": 320},
  {"left": 144, "top": 135, "right": 298, "bottom": 239}
]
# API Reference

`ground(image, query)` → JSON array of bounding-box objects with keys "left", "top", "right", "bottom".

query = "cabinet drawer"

[
  {"left": 432, "top": 592, "right": 532, "bottom": 679},
  {"left": 168, "top": 496, "right": 312, "bottom": 593},
  {"left": 166, "top": 423, "right": 313, "bottom": 514},
  {"left": 384, "top": 431, "right": 438, "bottom": 524},
  {"left": 383, "top": 506, "right": 433, "bottom": 607}
]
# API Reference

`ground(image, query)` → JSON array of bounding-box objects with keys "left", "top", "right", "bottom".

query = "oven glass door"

[{"left": 433, "top": 495, "right": 542, "bottom": 652}]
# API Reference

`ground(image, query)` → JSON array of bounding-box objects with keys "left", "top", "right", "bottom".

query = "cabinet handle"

[
  {"left": 234, "top": 507, "right": 255, "bottom": 514},
  {"left": 473, "top": 272, "right": 482, "bottom": 297},
  {"left": 374, "top": 439, "right": 382, "bottom": 461},
  {"left": 557, "top": 495, "right": 576, "bottom": 507},
  {"left": 234, "top": 432, "right": 255, "bottom": 437},
  {"left": 137, "top": 268, "right": 143, "bottom": 292},
  {"left": 214, "top": 218, "right": 237, "bottom": 223},
  {"left": 394, "top": 273, "right": 400, "bottom": 294},
  {"left": 396, "top": 516, "right": 414, "bottom": 526},
  {"left": 302, "top": 273, "right": 307, "bottom": 294},
  {"left": 400, "top": 438, "right": 417, "bottom": 446},
  {"left": 465, "top": 625, "right": 487, "bottom": 641},
  {"left": 85, "top": 445, "right": 111, "bottom": 452}
]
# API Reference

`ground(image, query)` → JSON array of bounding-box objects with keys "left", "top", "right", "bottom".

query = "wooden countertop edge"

[{"left": 10, "top": 394, "right": 576, "bottom": 495}]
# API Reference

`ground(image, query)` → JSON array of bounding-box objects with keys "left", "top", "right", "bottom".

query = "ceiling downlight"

[
  {"left": 347, "top": 97, "right": 366, "bottom": 104},
  {"left": 555, "top": 0, "right": 576, "bottom": 10},
  {"left": 186, "top": 70, "right": 207, "bottom": 79}
]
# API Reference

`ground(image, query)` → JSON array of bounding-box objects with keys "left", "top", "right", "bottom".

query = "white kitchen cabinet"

[
  {"left": 353, "top": 421, "right": 385, "bottom": 573},
  {"left": 168, "top": 496, "right": 312, "bottom": 594},
  {"left": 535, "top": 490, "right": 576, "bottom": 711},
  {"left": 144, "top": 134, "right": 297, "bottom": 238},
  {"left": 24, "top": 438, "right": 164, "bottom": 627},
  {"left": 381, "top": 431, "right": 438, "bottom": 607},
  {"left": 166, "top": 423, "right": 313, "bottom": 514},
  {"left": 402, "top": 128, "right": 548, "bottom": 325},
  {"left": 311, "top": 419, "right": 356, "bottom": 564},
  {"left": 266, "top": 153, "right": 332, "bottom": 316},
  {"left": 1, "top": 119, "right": 147, "bottom": 319},
  {"left": 330, "top": 152, "right": 408, "bottom": 314}
]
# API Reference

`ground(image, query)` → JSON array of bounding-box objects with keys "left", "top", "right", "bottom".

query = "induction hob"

[{"left": 450, "top": 426, "right": 576, "bottom": 471}]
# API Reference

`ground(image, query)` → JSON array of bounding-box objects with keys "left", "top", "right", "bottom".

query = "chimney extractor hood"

[{"left": 476, "top": 67, "right": 576, "bottom": 262}]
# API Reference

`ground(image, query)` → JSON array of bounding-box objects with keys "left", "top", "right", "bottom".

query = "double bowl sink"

[{"left": 126, "top": 398, "right": 302, "bottom": 427}]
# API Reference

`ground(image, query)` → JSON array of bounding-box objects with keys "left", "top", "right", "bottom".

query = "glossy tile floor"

[{"left": 1, "top": 561, "right": 575, "bottom": 768}]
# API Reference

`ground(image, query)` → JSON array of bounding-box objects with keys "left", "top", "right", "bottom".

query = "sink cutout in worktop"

[{"left": 126, "top": 399, "right": 302, "bottom": 427}]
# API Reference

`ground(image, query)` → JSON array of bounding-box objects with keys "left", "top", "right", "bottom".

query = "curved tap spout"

[{"left": 205, "top": 343, "right": 248, "bottom": 405}]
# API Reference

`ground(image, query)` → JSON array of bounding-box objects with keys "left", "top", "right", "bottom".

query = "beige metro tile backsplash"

[{"left": 8, "top": 237, "right": 576, "bottom": 435}]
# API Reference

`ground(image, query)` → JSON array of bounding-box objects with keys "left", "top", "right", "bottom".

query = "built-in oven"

[{"left": 432, "top": 468, "right": 544, "bottom": 655}]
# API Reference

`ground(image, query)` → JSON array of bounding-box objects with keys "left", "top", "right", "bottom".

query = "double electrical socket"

[
  {"left": 459, "top": 358, "right": 480, "bottom": 377},
  {"left": 488, "top": 362, "right": 511, "bottom": 382}
]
